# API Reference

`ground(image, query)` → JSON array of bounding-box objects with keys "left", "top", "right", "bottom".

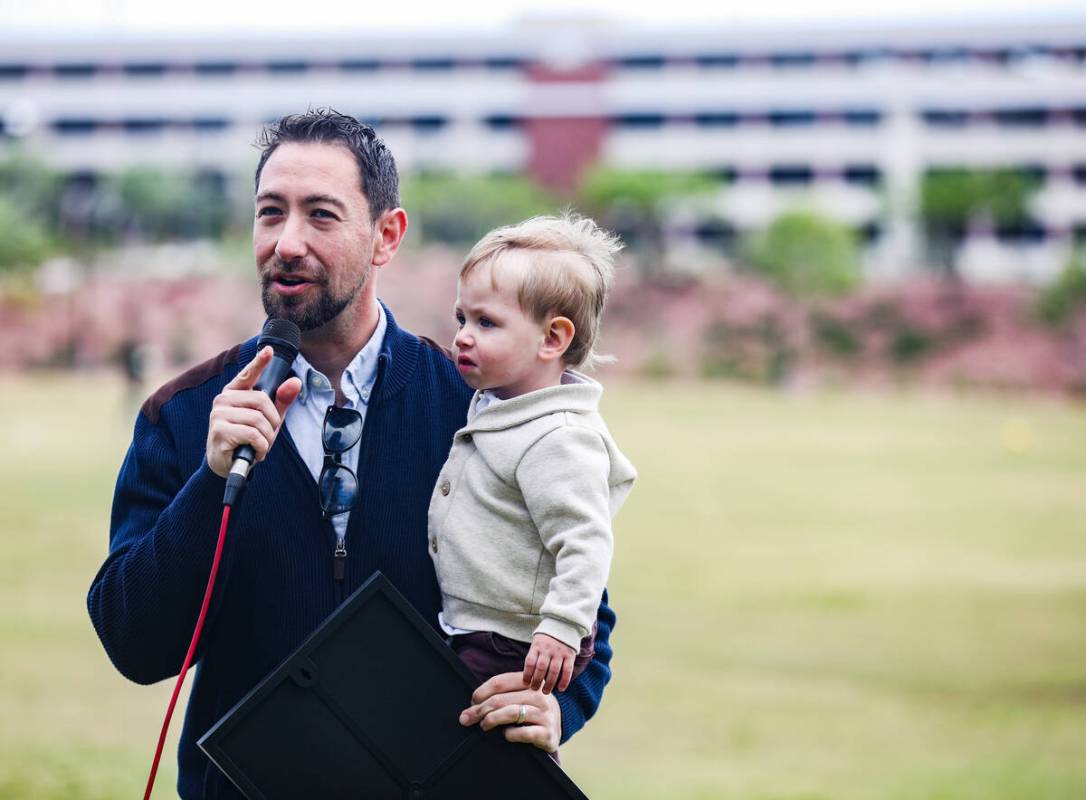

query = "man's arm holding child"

[{"left": 460, "top": 593, "right": 616, "bottom": 750}]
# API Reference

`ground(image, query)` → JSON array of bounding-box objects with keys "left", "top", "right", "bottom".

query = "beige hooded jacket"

[{"left": 427, "top": 373, "right": 637, "bottom": 650}]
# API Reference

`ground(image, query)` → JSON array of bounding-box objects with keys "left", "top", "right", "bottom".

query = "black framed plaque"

[{"left": 198, "top": 571, "right": 590, "bottom": 799}]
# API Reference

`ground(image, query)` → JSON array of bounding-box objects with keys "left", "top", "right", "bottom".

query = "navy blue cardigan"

[{"left": 87, "top": 306, "right": 616, "bottom": 799}]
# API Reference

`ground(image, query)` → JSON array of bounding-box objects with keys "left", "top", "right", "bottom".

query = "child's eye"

[
  {"left": 455, "top": 312, "right": 465, "bottom": 327},
  {"left": 479, "top": 317, "right": 495, "bottom": 328}
]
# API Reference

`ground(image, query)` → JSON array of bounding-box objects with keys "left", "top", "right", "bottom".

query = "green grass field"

[{"left": 1, "top": 375, "right": 1084, "bottom": 799}]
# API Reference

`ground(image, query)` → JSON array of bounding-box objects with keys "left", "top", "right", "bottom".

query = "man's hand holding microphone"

[{"left": 206, "top": 319, "right": 302, "bottom": 506}]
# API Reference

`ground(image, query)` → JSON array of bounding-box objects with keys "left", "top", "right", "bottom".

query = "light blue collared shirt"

[{"left": 284, "top": 302, "right": 387, "bottom": 544}]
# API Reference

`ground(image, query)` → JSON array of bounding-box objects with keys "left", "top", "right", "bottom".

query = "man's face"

[{"left": 254, "top": 142, "right": 377, "bottom": 331}]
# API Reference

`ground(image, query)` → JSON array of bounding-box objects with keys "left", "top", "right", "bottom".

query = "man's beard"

[{"left": 260, "top": 260, "right": 370, "bottom": 332}]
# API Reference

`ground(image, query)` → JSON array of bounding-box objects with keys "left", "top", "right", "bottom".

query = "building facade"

[{"left": 2, "top": 19, "right": 1086, "bottom": 280}]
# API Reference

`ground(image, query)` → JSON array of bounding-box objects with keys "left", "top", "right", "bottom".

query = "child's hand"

[{"left": 523, "top": 633, "right": 577, "bottom": 694}]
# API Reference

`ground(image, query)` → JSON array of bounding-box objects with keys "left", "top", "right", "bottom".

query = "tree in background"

[
  {"left": 743, "top": 211, "right": 861, "bottom": 296},
  {"left": 1036, "top": 248, "right": 1086, "bottom": 326},
  {"left": 108, "top": 167, "right": 233, "bottom": 242},
  {"left": 919, "top": 168, "right": 1039, "bottom": 275},
  {"left": 577, "top": 168, "right": 720, "bottom": 276},
  {"left": 401, "top": 172, "right": 556, "bottom": 244},
  {"left": 0, "top": 196, "right": 53, "bottom": 270},
  {"left": 0, "top": 152, "right": 63, "bottom": 269}
]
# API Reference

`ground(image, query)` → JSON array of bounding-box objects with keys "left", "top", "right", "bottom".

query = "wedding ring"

[{"left": 515, "top": 705, "right": 527, "bottom": 725}]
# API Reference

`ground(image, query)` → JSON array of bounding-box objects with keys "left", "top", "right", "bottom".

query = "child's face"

[{"left": 453, "top": 261, "right": 551, "bottom": 399}]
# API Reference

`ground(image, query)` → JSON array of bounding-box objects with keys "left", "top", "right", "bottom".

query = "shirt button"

[
  {"left": 440, "top": 481, "right": 450, "bottom": 496},
  {"left": 431, "top": 539, "right": 438, "bottom": 553}
]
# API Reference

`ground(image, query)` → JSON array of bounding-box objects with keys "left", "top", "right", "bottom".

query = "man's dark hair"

[{"left": 254, "top": 109, "right": 400, "bottom": 220}]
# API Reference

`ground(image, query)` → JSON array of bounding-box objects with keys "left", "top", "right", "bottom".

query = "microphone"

[{"left": 223, "top": 318, "right": 301, "bottom": 506}]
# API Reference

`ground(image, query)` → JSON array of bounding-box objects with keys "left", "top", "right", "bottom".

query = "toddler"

[{"left": 428, "top": 214, "right": 636, "bottom": 703}]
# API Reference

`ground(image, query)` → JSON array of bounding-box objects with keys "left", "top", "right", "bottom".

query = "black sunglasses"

[{"left": 319, "top": 405, "right": 363, "bottom": 518}]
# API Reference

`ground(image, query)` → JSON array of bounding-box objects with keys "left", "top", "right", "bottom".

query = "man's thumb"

[{"left": 274, "top": 376, "right": 302, "bottom": 418}]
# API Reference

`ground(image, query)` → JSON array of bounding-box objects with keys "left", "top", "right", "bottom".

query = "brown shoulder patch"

[
  {"left": 141, "top": 343, "right": 243, "bottom": 424},
  {"left": 417, "top": 335, "right": 454, "bottom": 361}
]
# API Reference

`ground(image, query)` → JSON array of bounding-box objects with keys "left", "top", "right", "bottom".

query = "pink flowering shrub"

[{"left": 2, "top": 247, "right": 1085, "bottom": 395}]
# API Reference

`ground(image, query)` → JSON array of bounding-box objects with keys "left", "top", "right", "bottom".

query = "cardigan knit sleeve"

[
  {"left": 556, "top": 589, "right": 616, "bottom": 744},
  {"left": 87, "top": 407, "right": 231, "bottom": 685}
]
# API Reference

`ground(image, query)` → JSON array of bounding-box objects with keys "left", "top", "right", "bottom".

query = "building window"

[
  {"left": 54, "top": 63, "right": 98, "bottom": 78},
  {"left": 695, "top": 54, "right": 739, "bottom": 68},
  {"left": 918, "top": 47, "right": 972, "bottom": 65},
  {"left": 693, "top": 112, "right": 740, "bottom": 127},
  {"left": 195, "top": 62, "right": 238, "bottom": 76},
  {"left": 770, "top": 52, "right": 816, "bottom": 68},
  {"left": 267, "top": 61, "right": 309, "bottom": 74},
  {"left": 768, "top": 110, "right": 816, "bottom": 127},
  {"left": 616, "top": 54, "right": 667, "bottom": 69},
  {"left": 0, "top": 64, "right": 29, "bottom": 80},
  {"left": 483, "top": 57, "right": 524, "bottom": 70},
  {"left": 842, "top": 109, "right": 882, "bottom": 126},
  {"left": 615, "top": 113, "right": 666, "bottom": 128},
  {"left": 123, "top": 63, "right": 169, "bottom": 77},
  {"left": 192, "top": 118, "right": 230, "bottom": 132},
  {"left": 483, "top": 115, "right": 520, "bottom": 130},
  {"left": 843, "top": 165, "right": 881, "bottom": 186},
  {"left": 769, "top": 165, "right": 814, "bottom": 185},
  {"left": 123, "top": 118, "right": 168, "bottom": 134},
  {"left": 410, "top": 115, "right": 448, "bottom": 132},
  {"left": 411, "top": 57, "right": 456, "bottom": 71},
  {"left": 996, "top": 219, "right": 1047, "bottom": 243},
  {"left": 340, "top": 59, "right": 381, "bottom": 72},
  {"left": 693, "top": 219, "right": 737, "bottom": 250},
  {"left": 858, "top": 222, "right": 882, "bottom": 243},
  {"left": 53, "top": 119, "right": 98, "bottom": 135},
  {"left": 706, "top": 166, "right": 737, "bottom": 182},
  {"left": 842, "top": 48, "right": 892, "bottom": 67},
  {"left": 922, "top": 109, "right": 970, "bottom": 127},
  {"left": 994, "top": 107, "right": 1048, "bottom": 127}
]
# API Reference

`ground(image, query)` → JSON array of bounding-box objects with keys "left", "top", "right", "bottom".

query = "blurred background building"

[{"left": 3, "top": 18, "right": 1086, "bottom": 281}]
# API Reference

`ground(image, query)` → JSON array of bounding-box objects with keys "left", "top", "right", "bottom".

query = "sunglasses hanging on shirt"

[{"left": 319, "top": 405, "right": 363, "bottom": 518}]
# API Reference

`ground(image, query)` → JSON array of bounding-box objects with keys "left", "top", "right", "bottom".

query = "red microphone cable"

[{"left": 142, "top": 503, "right": 232, "bottom": 800}]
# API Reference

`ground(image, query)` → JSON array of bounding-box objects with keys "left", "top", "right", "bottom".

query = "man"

[{"left": 87, "top": 110, "right": 616, "bottom": 798}]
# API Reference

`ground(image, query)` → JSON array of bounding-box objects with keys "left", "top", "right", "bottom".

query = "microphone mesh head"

[{"left": 259, "top": 318, "right": 302, "bottom": 359}]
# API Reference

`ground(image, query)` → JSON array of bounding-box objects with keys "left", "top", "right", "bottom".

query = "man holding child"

[{"left": 88, "top": 109, "right": 633, "bottom": 798}]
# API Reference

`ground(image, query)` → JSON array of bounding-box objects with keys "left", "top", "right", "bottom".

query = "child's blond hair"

[{"left": 460, "top": 214, "right": 622, "bottom": 370}]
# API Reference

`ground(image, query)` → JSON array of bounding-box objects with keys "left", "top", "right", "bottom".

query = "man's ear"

[
  {"left": 539, "top": 316, "right": 575, "bottom": 363},
  {"left": 371, "top": 208, "right": 408, "bottom": 267}
]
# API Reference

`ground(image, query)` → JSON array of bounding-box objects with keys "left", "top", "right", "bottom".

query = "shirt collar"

[{"left": 292, "top": 302, "right": 387, "bottom": 407}]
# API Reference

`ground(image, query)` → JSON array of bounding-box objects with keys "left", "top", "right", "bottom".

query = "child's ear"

[{"left": 539, "top": 316, "right": 575, "bottom": 363}]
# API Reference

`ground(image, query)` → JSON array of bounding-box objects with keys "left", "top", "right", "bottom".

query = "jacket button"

[
  {"left": 440, "top": 481, "right": 450, "bottom": 496},
  {"left": 431, "top": 539, "right": 438, "bottom": 553},
  {"left": 462, "top": 433, "right": 472, "bottom": 443}
]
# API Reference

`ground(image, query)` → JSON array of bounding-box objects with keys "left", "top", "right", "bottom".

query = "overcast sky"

[{"left": 1, "top": 0, "right": 1084, "bottom": 35}]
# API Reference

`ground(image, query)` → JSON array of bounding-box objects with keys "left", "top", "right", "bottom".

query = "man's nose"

[{"left": 274, "top": 214, "right": 308, "bottom": 262}]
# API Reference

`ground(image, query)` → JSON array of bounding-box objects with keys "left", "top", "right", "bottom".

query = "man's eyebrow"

[
  {"left": 303, "top": 193, "right": 348, "bottom": 212},
  {"left": 255, "top": 191, "right": 349, "bottom": 213}
]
